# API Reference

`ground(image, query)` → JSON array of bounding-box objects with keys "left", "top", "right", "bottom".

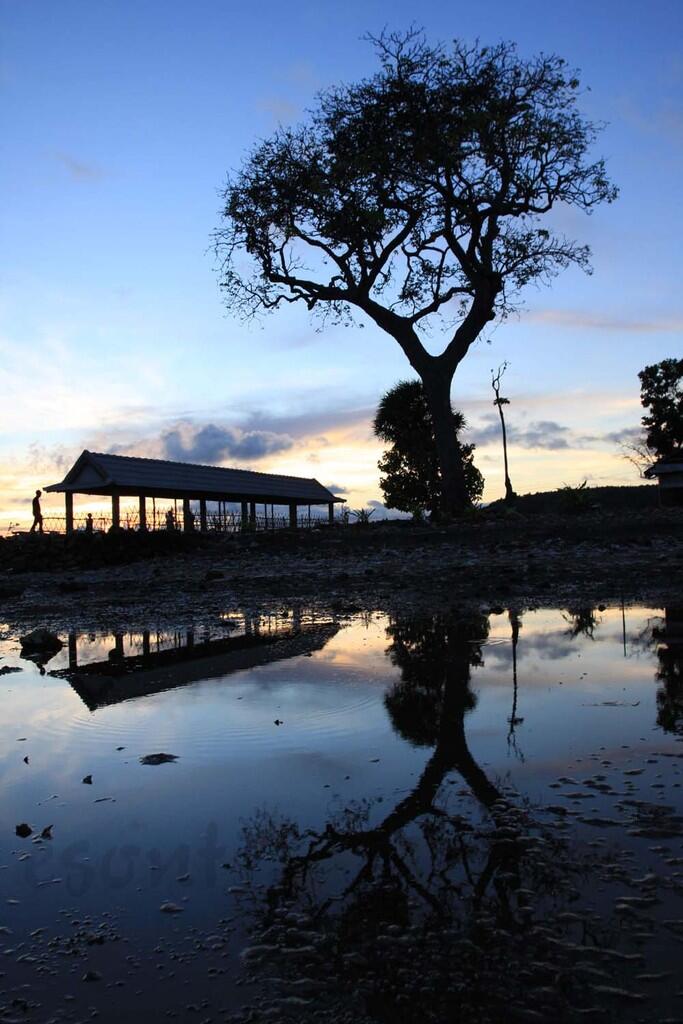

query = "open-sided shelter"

[
  {"left": 644, "top": 451, "right": 683, "bottom": 507},
  {"left": 45, "top": 450, "right": 344, "bottom": 532}
]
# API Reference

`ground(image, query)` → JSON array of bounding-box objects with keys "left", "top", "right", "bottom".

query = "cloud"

[
  {"left": 54, "top": 152, "right": 106, "bottom": 182},
  {"left": 523, "top": 309, "right": 683, "bottom": 333},
  {"left": 256, "top": 96, "right": 300, "bottom": 122},
  {"left": 160, "top": 422, "right": 293, "bottom": 464},
  {"left": 366, "top": 499, "right": 411, "bottom": 520},
  {"left": 469, "top": 414, "right": 571, "bottom": 450},
  {"left": 583, "top": 425, "right": 643, "bottom": 446},
  {"left": 323, "top": 482, "right": 349, "bottom": 494},
  {"left": 238, "top": 404, "right": 376, "bottom": 442}
]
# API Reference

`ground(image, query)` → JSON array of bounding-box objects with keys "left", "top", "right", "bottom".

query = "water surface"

[{"left": 1, "top": 604, "right": 682, "bottom": 1022}]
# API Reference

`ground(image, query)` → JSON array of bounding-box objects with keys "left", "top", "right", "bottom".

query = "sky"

[{"left": 1, "top": 0, "right": 681, "bottom": 527}]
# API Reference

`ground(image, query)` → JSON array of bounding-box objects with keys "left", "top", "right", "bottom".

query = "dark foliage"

[
  {"left": 374, "top": 380, "right": 484, "bottom": 517},
  {"left": 639, "top": 358, "right": 683, "bottom": 459}
]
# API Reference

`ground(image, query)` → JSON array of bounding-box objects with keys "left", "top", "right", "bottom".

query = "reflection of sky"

[{"left": 1, "top": 604, "right": 680, "bottom": 940}]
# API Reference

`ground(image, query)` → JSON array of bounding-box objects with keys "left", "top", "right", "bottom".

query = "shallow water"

[{"left": 1, "top": 604, "right": 682, "bottom": 1022}]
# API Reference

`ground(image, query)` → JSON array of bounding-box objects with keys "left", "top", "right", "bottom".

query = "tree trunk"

[
  {"left": 422, "top": 371, "right": 471, "bottom": 518},
  {"left": 496, "top": 402, "right": 515, "bottom": 502}
]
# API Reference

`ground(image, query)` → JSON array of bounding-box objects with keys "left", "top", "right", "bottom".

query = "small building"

[
  {"left": 644, "top": 451, "right": 683, "bottom": 507},
  {"left": 45, "top": 450, "right": 344, "bottom": 532}
]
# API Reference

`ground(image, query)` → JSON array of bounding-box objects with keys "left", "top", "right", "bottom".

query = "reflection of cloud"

[
  {"left": 161, "top": 422, "right": 293, "bottom": 463},
  {"left": 54, "top": 152, "right": 106, "bottom": 182},
  {"left": 523, "top": 309, "right": 683, "bottom": 332}
]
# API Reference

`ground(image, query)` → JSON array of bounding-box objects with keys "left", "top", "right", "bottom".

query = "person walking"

[{"left": 30, "top": 490, "right": 43, "bottom": 533}]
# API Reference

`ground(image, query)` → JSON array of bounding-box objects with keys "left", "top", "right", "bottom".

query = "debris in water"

[{"left": 140, "top": 753, "right": 178, "bottom": 765}]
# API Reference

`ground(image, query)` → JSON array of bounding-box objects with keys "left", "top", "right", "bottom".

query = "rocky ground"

[{"left": 1, "top": 507, "right": 682, "bottom": 634}]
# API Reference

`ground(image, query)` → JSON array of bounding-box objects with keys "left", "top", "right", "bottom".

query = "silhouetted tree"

[
  {"left": 562, "top": 606, "right": 600, "bottom": 640},
  {"left": 215, "top": 30, "right": 617, "bottom": 517},
  {"left": 491, "top": 363, "right": 515, "bottom": 502},
  {"left": 638, "top": 358, "right": 683, "bottom": 458},
  {"left": 373, "top": 380, "right": 483, "bottom": 519},
  {"left": 653, "top": 609, "right": 683, "bottom": 735}
]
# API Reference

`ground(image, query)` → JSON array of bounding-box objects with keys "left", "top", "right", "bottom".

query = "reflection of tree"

[
  {"left": 653, "top": 608, "right": 683, "bottom": 735},
  {"left": 232, "top": 612, "right": 601, "bottom": 1023},
  {"left": 562, "top": 606, "right": 601, "bottom": 640},
  {"left": 507, "top": 609, "right": 524, "bottom": 759}
]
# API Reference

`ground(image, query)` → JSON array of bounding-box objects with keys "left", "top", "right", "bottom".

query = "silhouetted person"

[
  {"left": 30, "top": 490, "right": 43, "bottom": 533},
  {"left": 165, "top": 509, "right": 175, "bottom": 531},
  {"left": 85, "top": 513, "right": 93, "bottom": 534}
]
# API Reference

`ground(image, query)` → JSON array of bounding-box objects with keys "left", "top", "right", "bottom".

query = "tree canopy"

[
  {"left": 639, "top": 358, "right": 683, "bottom": 459},
  {"left": 373, "top": 379, "right": 483, "bottom": 517},
  {"left": 215, "top": 29, "right": 617, "bottom": 514}
]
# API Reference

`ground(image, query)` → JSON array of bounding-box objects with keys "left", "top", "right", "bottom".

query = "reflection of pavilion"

[{"left": 53, "top": 622, "right": 339, "bottom": 712}]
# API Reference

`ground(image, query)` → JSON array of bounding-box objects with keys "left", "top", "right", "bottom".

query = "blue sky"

[{"left": 1, "top": 0, "right": 681, "bottom": 523}]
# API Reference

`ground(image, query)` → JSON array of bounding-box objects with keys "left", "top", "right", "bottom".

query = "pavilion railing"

[{"left": 10, "top": 508, "right": 336, "bottom": 536}]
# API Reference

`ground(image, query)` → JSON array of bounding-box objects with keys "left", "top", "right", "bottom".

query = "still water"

[{"left": 1, "top": 605, "right": 682, "bottom": 1023}]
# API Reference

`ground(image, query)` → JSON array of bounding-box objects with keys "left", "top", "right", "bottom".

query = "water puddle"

[{"left": 1, "top": 604, "right": 682, "bottom": 1022}]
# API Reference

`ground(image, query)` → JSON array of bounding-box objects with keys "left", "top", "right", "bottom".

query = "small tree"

[
  {"left": 491, "top": 362, "right": 515, "bottom": 502},
  {"left": 638, "top": 358, "right": 683, "bottom": 458},
  {"left": 373, "top": 379, "right": 483, "bottom": 519},
  {"left": 215, "top": 30, "right": 617, "bottom": 518}
]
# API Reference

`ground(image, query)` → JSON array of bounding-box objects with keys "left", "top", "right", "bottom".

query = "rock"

[
  {"left": 15, "top": 823, "right": 32, "bottom": 838},
  {"left": 82, "top": 970, "right": 102, "bottom": 982},
  {"left": 0, "top": 666, "right": 23, "bottom": 676},
  {"left": 160, "top": 902, "right": 184, "bottom": 914},
  {"left": 140, "top": 753, "right": 178, "bottom": 766},
  {"left": 82, "top": 775, "right": 92, "bottom": 785},
  {"left": 19, "top": 629, "right": 63, "bottom": 655}
]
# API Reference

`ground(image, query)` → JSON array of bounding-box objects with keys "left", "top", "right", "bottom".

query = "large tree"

[
  {"left": 638, "top": 357, "right": 683, "bottom": 459},
  {"left": 374, "top": 379, "right": 483, "bottom": 518},
  {"left": 215, "top": 30, "right": 617, "bottom": 516}
]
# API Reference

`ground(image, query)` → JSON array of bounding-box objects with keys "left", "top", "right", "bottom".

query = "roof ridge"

[{"left": 90, "top": 451, "right": 320, "bottom": 485}]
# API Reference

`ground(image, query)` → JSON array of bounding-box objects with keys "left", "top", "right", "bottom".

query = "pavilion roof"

[{"left": 44, "top": 450, "right": 344, "bottom": 505}]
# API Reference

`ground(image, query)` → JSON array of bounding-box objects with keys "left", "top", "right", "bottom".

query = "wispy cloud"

[
  {"left": 54, "top": 151, "right": 106, "bottom": 182},
  {"left": 255, "top": 96, "right": 300, "bottom": 122},
  {"left": 523, "top": 309, "right": 683, "bottom": 333}
]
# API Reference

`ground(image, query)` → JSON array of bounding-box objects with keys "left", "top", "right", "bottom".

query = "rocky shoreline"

[{"left": 1, "top": 509, "right": 682, "bottom": 635}]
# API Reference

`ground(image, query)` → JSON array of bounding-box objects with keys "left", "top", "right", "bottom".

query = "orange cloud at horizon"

[{"left": 1, "top": 419, "right": 649, "bottom": 534}]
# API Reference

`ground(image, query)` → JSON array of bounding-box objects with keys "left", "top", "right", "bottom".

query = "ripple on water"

[{"left": 9, "top": 663, "right": 387, "bottom": 763}]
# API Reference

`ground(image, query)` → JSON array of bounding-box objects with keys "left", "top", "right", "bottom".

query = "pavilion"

[{"left": 45, "top": 450, "right": 344, "bottom": 532}]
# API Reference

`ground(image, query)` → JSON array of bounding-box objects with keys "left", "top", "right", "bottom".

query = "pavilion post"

[
  {"left": 249, "top": 501, "right": 256, "bottom": 529},
  {"left": 111, "top": 494, "right": 120, "bottom": 531},
  {"left": 328, "top": 501, "right": 334, "bottom": 525},
  {"left": 65, "top": 492, "right": 74, "bottom": 534},
  {"left": 241, "top": 501, "right": 248, "bottom": 531},
  {"left": 182, "top": 498, "right": 193, "bottom": 532},
  {"left": 289, "top": 502, "right": 297, "bottom": 530},
  {"left": 199, "top": 498, "right": 207, "bottom": 533},
  {"left": 138, "top": 495, "right": 147, "bottom": 532}
]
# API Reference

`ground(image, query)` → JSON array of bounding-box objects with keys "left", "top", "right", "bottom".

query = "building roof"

[
  {"left": 45, "top": 450, "right": 344, "bottom": 504},
  {"left": 644, "top": 450, "right": 683, "bottom": 479}
]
